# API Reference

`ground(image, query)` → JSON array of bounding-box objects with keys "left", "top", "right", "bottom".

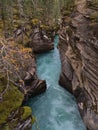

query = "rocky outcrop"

[
  {"left": 29, "top": 27, "right": 54, "bottom": 54},
  {"left": 14, "top": 24, "right": 54, "bottom": 54},
  {"left": 23, "top": 67, "right": 46, "bottom": 100},
  {"left": 59, "top": 0, "right": 98, "bottom": 130}
]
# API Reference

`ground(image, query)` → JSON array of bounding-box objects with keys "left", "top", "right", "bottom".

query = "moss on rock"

[
  {"left": 0, "top": 124, "right": 10, "bottom": 130},
  {"left": 21, "top": 106, "right": 32, "bottom": 120},
  {"left": 0, "top": 76, "right": 24, "bottom": 124}
]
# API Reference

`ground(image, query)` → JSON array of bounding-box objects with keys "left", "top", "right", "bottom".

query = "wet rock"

[
  {"left": 59, "top": 0, "right": 98, "bottom": 130},
  {"left": 24, "top": 71, "right": 47, "bottom": 100},
  {"left": 29, "top": 27, "right": 54, "bottom": 54}
]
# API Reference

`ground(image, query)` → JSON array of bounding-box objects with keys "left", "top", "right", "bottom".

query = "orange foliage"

[{"left": 0, "top": 37, "right": 34, "bottom": 84}]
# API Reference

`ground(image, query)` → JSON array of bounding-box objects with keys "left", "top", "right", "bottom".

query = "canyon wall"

[{"left": 59, "top": 0, "right": 98, "bottom": 130}]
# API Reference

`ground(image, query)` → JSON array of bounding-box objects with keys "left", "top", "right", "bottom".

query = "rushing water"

[{"left": 25, "top": 36, "right": 86, "bottom": 130}]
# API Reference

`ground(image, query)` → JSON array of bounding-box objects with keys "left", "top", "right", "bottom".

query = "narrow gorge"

[
  {"left": 0, "top": 0, "right": 98, "bottom": 130},
  {"left": 25, "top": 35, "right": 86, "bottom": 130}
]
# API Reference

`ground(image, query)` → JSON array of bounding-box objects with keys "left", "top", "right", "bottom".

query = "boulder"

[{"left": 29, "top": 27, "right": 54, "bottom": 54}]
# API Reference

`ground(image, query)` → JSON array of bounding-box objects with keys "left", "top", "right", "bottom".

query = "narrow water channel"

[{"left": 26, "top": 36, "right": 86, "bottom": 130}]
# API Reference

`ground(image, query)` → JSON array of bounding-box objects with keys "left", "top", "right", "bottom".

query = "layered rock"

[{"left": 59, "top": 0, "right": 98, "bottom": 130}]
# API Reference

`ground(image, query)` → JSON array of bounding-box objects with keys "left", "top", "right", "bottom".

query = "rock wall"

[{"left": 59, "top": 0, "right": 98, "bottom": 130}]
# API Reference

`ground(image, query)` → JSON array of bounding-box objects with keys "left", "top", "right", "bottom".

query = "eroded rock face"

[{"left": 59, "top": 0, "right": 98, "bottom": 130}]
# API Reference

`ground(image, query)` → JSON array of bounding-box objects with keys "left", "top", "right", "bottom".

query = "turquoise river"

[{"left": 25, "top": 36, "right": 87, "bottom": 130}]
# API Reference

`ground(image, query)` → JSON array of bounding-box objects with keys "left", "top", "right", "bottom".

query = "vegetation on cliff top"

[{"left": 0, "top": 36, "right": 34, "bottom": 128}]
